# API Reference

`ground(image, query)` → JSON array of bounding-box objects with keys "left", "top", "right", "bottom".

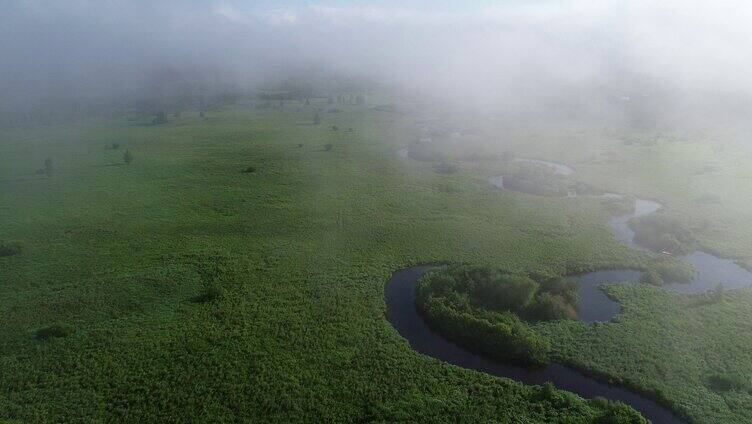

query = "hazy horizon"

[{"left": 4, "top": 1, "right": 752, "bottom": 128}]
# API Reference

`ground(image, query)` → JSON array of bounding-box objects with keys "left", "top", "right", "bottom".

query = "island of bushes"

[{"left": 415, "top": 265, "right": 579, "bottom": 367}]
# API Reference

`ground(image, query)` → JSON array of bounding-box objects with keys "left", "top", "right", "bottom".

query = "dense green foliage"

[
  {"left": 0, "top": 103, "right": 652, "bottom": 423},
  {"left": 630, "top": 213, "right": 696, "bottom": 254},
  {"left": 0, "top": 241, "right": 22, "bottom": 257},
  {"left": 3, "top": 101, "right": 752, "bottom": 423},
  {"left": 415, "top": 265, "right": 579, "bottom": 367},
  {"left": 407, "top": 142, "right": 443, "bottom": 161},
  {"left": 434, "top": 161, "right": 458, "bottom": 174},
  {"left": 537, "top": 284, "right": 752, "bottom": 423},
  {"left": 33, "top": 324, "right": 72, "bottom": 341},
  {"left": 418, "top": 288, "right": 552, "bottom": 367},
  {"left": 503, "top": 165, "right": 570, "bottom": 197}
]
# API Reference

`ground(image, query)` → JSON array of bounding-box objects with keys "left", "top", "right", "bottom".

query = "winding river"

[{"left": 387, "top": 154, "right": 752, "bottom": 422}]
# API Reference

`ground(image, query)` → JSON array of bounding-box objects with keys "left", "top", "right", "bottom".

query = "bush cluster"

[
  {"left": 406, "top": 143, "right": 443, "bottom": 162},
  {"left": 434, "top": 161, "right": 457, "bottom": 175},
  {"left": 34, "top": 324, "right": 72, "bottom": 341},
  {"left": 630, "top": 214, "right": 696, "bottom": 254},
  {"left": 0, "top": 241, "right": 22, "bottom": 257},
  {"left": 706, "top": 372, "right": 747, "bottom": 393},
  {"left": 415, "top": 265, "right": 580, "bottom": 367},
  {"left": 502, "top": 166, "right": 569, "bottom": 197}
]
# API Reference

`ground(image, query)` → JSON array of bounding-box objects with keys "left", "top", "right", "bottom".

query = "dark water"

[
  {"left": 603, "top": 198, "right": 752, "bottom": 295},
  {"left": 568, "top": 269, "right": 644, "bottom": 322},
  {"left": 385, "top": 266, "right": 685, "bottom": 424},
  {"left": 387, "top": 156, "right": 752, "bottom": 422}
]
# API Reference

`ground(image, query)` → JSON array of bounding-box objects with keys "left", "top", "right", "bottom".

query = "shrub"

[
  {"left": 706, "top": 372, "right": 747, "bottom": 392},
  {"left": 111, "top": 142, "right": 120, "bottom": 150},
  {"left": 434, "top": 161, "right": 457, "bottom": 175},
  {"left": 536, "top": 382, "right": 583, "bottom": 410},
  {"left": 538, "top": 278, "right": 579, "bottom": 305},
  {"left": 324, "top": 144, "right": 333, "bottom": 151},
  {"left": 591, "top": 397, "right": 648, "bottom": 423},
  {"left": 640, "top": 270, "right": 663, "bottom": 285},
  {"left": 695, "top": 284, "right": 726, "bottom": 306},
  {"left": 502, "top": 166, "right": 570, "bottom": 197},
  {"left": 414, "top": 264, "right": 586, "bottom": 367},
  {"left": 476, "top": 274, "right": 539, "bottom": 312},
  {"left": 417, "top": 294, "right": 551, "bottom": 367},
  {"left": 34, "top": 324, "right": 72, "bottom": 340},
  {"left": 193, "top": 282, "right": 222, "bottom": 303},
  {"left": 436, "top": 181, "right": 463, "bottom": 194},
  {"left": 331, "top": 125, "right": 339, "bottom": 131},
  {"left": 651, "top": 259, "right": 695, "bottom": 283},
  {"left": 43, "top": 158, "right": 53, "bottom": 177},
  {"left": 407, "top": 143, "right": 443, "bottom": 162},
  {"left": 153, "top": 110, "right": 167, "bottom": 125},
  {"left": 420, "top": 265, "right": 579, "bottom": 322},
  {"left": 528, "top": 292, "right": 577, "bottom": 321},
  {"left": 570, "top": 181, "right": 603, "bottom": 196},
  {"left": 630, "top": 214, "right": 695, "bottom": 254},
  {"left": 601, "top": 196, "right": 635, "bottom": 215},
  {"left": 151, "top": 110, "right": 167, "bottom": 125},
  {"left": 0, "top": 242, "right": 22, "bottom": 257},
  {"left": 242, "top": 166, "right": 256, "bottom": 173}
]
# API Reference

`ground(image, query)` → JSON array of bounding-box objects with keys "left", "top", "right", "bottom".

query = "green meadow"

[{"left": 2, "top": 101, "right": 752, "bottom": 423}]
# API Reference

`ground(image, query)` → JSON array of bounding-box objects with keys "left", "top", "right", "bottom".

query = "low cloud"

[{"left": 2, "top": 1, "right": 752, "bottom": 126}]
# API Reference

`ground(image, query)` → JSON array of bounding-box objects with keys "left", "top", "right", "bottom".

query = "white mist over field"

[{"left": 2, "top": 1, "right": 752, "bottom": 125}]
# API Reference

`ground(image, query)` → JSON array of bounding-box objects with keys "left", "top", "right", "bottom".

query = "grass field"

[{"left": 1, "top": 101, "right": 751, "bottom": 423}]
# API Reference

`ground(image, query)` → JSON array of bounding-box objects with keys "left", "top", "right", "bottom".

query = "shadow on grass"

[
  {"left": 93, "top": 163, "right": 126, "bottom": 167},
  {"left": 0, "top": 176, "right": 47, "bottom": 183}
]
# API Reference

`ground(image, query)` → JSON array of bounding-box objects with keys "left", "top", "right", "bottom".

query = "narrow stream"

[
  {"left": 387, "top": 155, "right": 752, "bottom": 422},
  {"left": 385, "top": 266, "right": 684, "bottom": 424}
]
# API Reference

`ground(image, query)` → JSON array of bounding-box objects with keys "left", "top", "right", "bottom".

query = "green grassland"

[
  {"left": 1, "top": 101, "right": 750, "bottom": 423},
  {"left": 538, "top": 284, "right": 752, "bottom": 424}
]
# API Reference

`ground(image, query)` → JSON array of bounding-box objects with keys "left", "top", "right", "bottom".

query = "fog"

[{"left": 3, "top": 0, "right": 752, "bottom": 127}]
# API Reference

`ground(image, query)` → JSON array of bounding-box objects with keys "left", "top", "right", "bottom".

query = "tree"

[
  {"left": 528, "top": 293, "right": 577, "bottom": 321},
  {"left": 153, "top": 110, "right": 167, "bottom": 125},
  {"left": 476, "top": 274, "right": 539, "bottom": 312},
  {"left": 43, "top": 158, "right": 53, "bottom": 177},
  {"left": 123, "top": 150, "right": 133, "bottom": 165}
]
